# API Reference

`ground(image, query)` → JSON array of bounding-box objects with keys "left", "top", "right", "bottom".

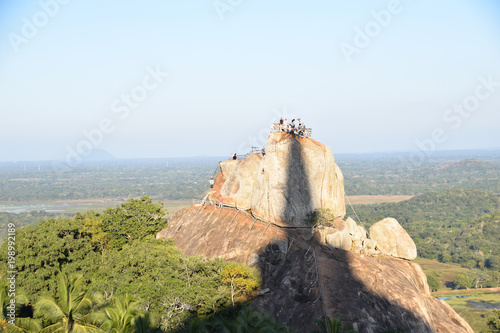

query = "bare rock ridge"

[
  {"left": 157, "top": 206, "right": 472, "bottom": 333},
  {"left": 210, "top": 132, "right": 346, "bottom": 227},
  {"left": 157, "top": 132, "right": 473, "bottom": 333}
]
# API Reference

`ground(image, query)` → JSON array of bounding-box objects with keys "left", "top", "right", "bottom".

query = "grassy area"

[
  {"left": 345, "top": 195, "right": 414, "bottom": 205},
  {"left": 414, "top": 258, "right": 470, "bottom": 290},
  {"left": 434, "top": 290, "right": 500, "bottom": 332},
  {"left": 163, "top": 200, "right": 191, "bottom": 215}
]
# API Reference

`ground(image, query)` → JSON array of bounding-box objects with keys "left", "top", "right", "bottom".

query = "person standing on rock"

[
  {"left": 298, "top": 123, "right": 305, "bottom": 138},
  {"left": 209, "top": 177, "right": 214, "bottom": 189},
  {"left": 290, "top": 119, "right": 296, "bottom": 136},
  {"left": 218, "top": 195, "right": 223, "bottom": 208},
  {"left": 261, "top": 147, "right": 266, "bottom": 157},
  {"left": 232, "top": 153, "right": 237, "bottom": 160}
]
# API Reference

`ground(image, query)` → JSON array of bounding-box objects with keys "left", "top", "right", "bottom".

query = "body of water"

[
  {"left": 0, "top": 202, "right": 116, "bottom": 214},
  {"left": 437, "top": 295, "right": 475, "bottom": 301}
]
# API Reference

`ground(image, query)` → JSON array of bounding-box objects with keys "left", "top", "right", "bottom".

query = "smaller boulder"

[
  {"left": 326, "top": 230, "right": 351, "bottom": 251},
  {"left": 369, "top": 218, "right": 417, "bottom": 260},
  {"left": 361, "top": 239, "right": 379, "bottom": 256},
  {"left": 247, "top": 253, "right": 260, "bottom": 266},
  {"left": 346, "top": 217, "right": 367, "bottom": 242}
]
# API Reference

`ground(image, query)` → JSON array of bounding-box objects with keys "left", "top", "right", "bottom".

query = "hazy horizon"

[
  {"left": 1, "top": 1, "right": 499, "bottom": 164},
  {"left": 1, "top": 146, "right": 499, "bottom": 164}
]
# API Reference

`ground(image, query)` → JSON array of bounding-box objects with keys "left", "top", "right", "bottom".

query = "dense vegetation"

[
  {"left": 347, "top": 189, "right": 500, "bottom": 288},
  {"left": 0, "top": 197, "right": 268, "bottom": 332},
  {"left": 339, "top": 154, "right": 500, "bottom": 195},
  {"left": 0, "top": 211, "right": 66, "bottom": 241}
]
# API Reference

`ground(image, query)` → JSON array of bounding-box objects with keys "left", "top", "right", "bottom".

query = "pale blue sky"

[{"left": 1, "top": 0, "right": 499, "bottom": 162}]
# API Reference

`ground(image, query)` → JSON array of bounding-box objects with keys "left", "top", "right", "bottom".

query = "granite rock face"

[
  {"left": 157, "top": 205, "right": 473, "bottom": 333},
  {"left": 251, "top": 133, "right": 346, "bottom": 227},
  {"left": 219, "top": 153, "right": 262, "bottom": 210},
  {"left": 370, "top": 217, "right": 418, "bottom": 260},
  {"left": 211, "top": 133, "right": 346, "bottom": 227}
]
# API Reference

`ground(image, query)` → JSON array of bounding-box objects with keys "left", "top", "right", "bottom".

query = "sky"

[{"left": 0, "top": 0, "right": 499, "bottom": 163}]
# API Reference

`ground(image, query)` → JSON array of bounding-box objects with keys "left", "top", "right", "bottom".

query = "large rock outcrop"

[
  {"left": 370, "top": 217, "right": 417, "bottom": 260},
  {"left": 219, "top": 153, "right": 262, "bottom": 210},
  {"left": 210, "top": 132, "right": 346, "bottom": 227},
  {"left": 156, "top": 131, "right": 472, "bottom": 332},
  {"left": 157, "top": 205, "right": 473, "bottom": 333}
]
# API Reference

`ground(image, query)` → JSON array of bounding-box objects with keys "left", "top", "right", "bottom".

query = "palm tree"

[
  {"left": 94, "top": 294, "right": 137, "bottom": 333},
  {"left": 34, "top": 273, "right": 103, "bottom": 333},
  {"left": 0, "top": 279, "right": 41, "bottom": 333},
  {"left": 132, "top": 313, "right": 159, "bottom": 333},
  {"left": 313, "top": 316, "right": 355, "bottom": 333}
]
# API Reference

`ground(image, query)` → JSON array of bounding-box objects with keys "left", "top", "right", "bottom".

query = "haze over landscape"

[{"left": 1, "top": 1, "right": 500, "bottom": 162}]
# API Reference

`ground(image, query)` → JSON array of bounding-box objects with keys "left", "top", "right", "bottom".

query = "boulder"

[
  {"left": 370, "top": 217, "right": 417, "bottom": 260},
  {"left": 251, "top": 133, "right": 346, "bottom": 227},
  {"left": 326, "top": 231, "right": 351, "bottom": 251},
  {"left": 361, "top": 238, "right": 379, "bottom": 256},
  {"left": 247, "top": 253, "right": 260, "bottom": 266},
  {"left": 220, "top": 153, "right": 262, "bottom": 210},
  {"left": 220, "top": 159, "right": 239, "bottom": 178},
  {"left": 346, "top": 217, "right": 367, "bottom": 242}
]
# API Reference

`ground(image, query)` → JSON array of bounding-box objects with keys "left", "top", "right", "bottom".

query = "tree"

[
  {"left": 101, "top": 196, "right": 168, "bottom": 250},
  {"left": 486, "top": 256, "right": 500, "bottom": 270},
  {"left": 34, "top": 273, "right": 102, "bottom": 333},
  {"left": 487, "top": 271, "right": 500, "bottom": 288},
  {"left": 438, "top": 253, "right": 452, "bottom": 263},
  {"left": 485, "top": 309, "right": 500, "bottom": 333},
  {"left": 0, "top": 278, "right": 42, "bottom": 333},
  {"left": 80, "top": 213, "right": 109, "bottom": 255},
  {"left": 426, "top": 273, "right": 442, "bottom": 292},
  {"left": 94, "top": 294, "right": 137, "bottom": 333},
  {"left": 133, "top": 313, "right": 159, "bottom": 333},
  {"left": 220, "top": 263, "right": 260, "bottom": 307},
  {"left": 0, "top": 279, "right": 37, "bottom": 332},
  {"left": 3, "top": 217, "right": 101, "bottom": 299},
  {"left": 454, "top": 272, "right": 476, "bottom": 289}
]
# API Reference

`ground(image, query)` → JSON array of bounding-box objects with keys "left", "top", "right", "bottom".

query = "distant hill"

[
  {"left": 433, "top": 159, "right": 499, "bottom": 172},
  {"left": 341, "top": 156, "right": 500, "bottom": 195},
  {"left": 81, "top": 149, "right": 117, "bottom": 161}
]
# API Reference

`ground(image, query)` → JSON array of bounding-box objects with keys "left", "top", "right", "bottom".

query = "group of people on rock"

[{"left": 278, "top": 117, "right": 308, "bottom": 138}]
